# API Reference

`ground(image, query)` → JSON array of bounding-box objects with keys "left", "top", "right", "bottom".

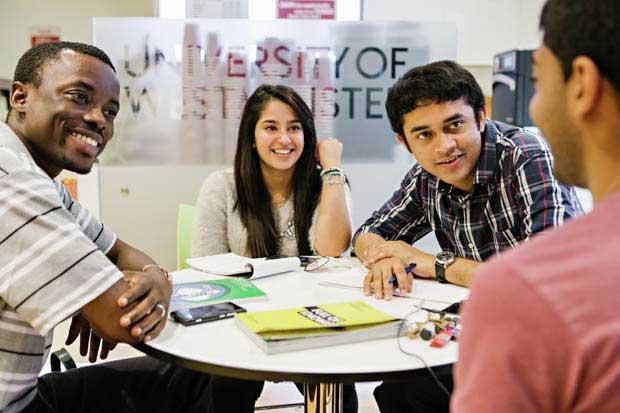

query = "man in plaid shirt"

[
  {"left": 354, "top": 60, "right": 581, "bottom": 295},
  {"left": 353, "top": 61, "right": 582, "bottom": 413}
]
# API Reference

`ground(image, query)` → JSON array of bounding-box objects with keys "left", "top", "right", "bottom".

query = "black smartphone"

[{"left": 170, "top": 302, "right": 247, "bottom": 326}]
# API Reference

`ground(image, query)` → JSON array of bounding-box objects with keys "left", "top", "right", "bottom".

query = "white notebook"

[{"left": 187, "top": 253, "right": 301, "bottom": 280}]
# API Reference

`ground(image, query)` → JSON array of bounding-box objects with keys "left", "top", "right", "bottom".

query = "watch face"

[{"left": 436, "top": 251, "right": 455, "bottom": 265}]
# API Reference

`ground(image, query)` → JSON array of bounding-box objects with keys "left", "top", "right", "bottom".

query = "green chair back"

[{"left": 176, "top": 204, "right": 196, "bottom": 270}]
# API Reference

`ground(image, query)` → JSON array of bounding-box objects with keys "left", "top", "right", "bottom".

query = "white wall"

[
  {"left": 0, "top": 0, "right": 155, "bottom": 80},
  {"left": 364, "top": 0, "right": 547, "bottom": 96},
  {"left": 364, "top": 0, "right": 546, "bottom": 65}
]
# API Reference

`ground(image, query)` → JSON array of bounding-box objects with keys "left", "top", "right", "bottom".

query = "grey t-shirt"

[
  {"left": 0, "top": 122, "right": 122, "bottom": 412},
  {"left": 191, "top": 168, "right": 351, "bottom": 258}
]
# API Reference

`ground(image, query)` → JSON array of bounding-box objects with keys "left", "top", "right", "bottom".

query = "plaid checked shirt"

[{"left": 353, "top": 120, "right": 583, "bottom": 261}]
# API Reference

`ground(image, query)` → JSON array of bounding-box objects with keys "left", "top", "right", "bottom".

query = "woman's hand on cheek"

[{"left": 317, "top": 138, "right": 343, "bottom": 169}]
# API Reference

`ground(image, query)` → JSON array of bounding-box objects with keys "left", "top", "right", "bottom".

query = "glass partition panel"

[{"left": 94, "top": 18, "right": 456, "bottom": 165}]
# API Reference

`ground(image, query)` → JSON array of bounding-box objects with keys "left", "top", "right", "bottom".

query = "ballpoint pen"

[{"left": 388, "top": 263, "right": 416, "bottom": 286}]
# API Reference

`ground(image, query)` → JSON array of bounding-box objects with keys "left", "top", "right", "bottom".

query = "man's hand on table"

[
  {"left": 363, "top": 257, "right": 413, "bottom": 300},
  {"left": 116, "top": 268, "right": 173, "bottom": 342},
  {"left": 363, "top": 240, "right": 435, "bottom": 279},
  {"left": 364, "top": 240, "right": 414, "bottom": 265}
]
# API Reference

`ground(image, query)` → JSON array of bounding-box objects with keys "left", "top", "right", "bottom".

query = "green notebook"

[
  {"left": 170, "top": 278, "right": 267, "bottom": 312},
  {"left": 235, "top": 301, "right": 401, "bottom": 354}
]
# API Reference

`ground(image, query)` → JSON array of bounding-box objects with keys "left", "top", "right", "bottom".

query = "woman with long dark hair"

[
  {"left": 191, "top": 84, "right": 356, "bottom": 412},
  {"left": 192, "top": 83, "right": 351, "bottom": 259}
]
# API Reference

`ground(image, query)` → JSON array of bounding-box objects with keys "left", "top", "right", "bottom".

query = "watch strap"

[{"left": 435, "top": 261, "right": 448, "bottom": 284}]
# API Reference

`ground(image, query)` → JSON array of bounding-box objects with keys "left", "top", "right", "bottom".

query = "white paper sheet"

[{"left": 319, "top": 267, "right": 469, "bottom": 308}]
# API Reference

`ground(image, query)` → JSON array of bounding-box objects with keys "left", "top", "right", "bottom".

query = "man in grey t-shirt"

[{"left": 0, "top": 42, "right": 211, "bottom": 412}]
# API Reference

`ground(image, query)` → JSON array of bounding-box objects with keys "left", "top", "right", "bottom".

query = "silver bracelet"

[{"left": 322, "top": 174, "right": 346, "bottom": 185}]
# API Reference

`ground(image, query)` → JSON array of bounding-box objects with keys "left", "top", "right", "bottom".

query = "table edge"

[{"left": 135, "top": 343, "right": 446, "bottom": 384}]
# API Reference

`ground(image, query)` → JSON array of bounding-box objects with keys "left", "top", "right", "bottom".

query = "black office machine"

[{"left": 492, "top": 49, "right": 535, "bottom": 127}]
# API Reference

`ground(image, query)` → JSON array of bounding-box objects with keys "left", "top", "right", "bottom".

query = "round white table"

[{"left": 138, "top": 264, "right": 467, "bottom": 412}]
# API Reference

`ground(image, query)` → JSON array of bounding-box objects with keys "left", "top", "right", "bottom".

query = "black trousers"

[
  {"left": 25, "top": 356, "right": 213, "bottom": 413},
  {"left": 373, "top": 364, "right": 453, "bottom": 413},
  {"left": 211, "top": 375, "right": 358, "bottom": 413}
]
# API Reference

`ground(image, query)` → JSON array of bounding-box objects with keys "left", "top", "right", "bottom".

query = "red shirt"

[{"left": 453, "top": 192, "right": 620, "bottom": 412}]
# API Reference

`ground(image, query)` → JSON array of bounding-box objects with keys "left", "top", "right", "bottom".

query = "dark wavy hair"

[
  {"left": 385, "top": 60, "right": 485, "bottom": 138},
  {"left": 234, "top": 84, "right": 321, "bottom": 258},
  {"left": 540, "top": 0, "right": 620, "bottom": 92}
]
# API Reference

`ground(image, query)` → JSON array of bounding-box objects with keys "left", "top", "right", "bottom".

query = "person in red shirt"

[{"left": 453, "top": 1, "right": 620, "bottom": 411}]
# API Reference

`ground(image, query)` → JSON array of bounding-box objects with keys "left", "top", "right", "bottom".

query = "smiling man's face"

[
  {"left": 17, "top": 49, "right": 120, "bottom": 177},
  {"left": 398, "top": 97, "right": 485, "bottom": 192}
]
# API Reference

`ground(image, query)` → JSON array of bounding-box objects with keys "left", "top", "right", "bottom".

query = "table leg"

[{"left": 304, "top": 382, "right": 343, "bottom": 413}]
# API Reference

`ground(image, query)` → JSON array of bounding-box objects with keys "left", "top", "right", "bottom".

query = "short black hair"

[
  {"left": 540, "top": 0, "right": 620, "bottom": 92},
  {"left": 385, "top": 60, "right": 485, "bottom": 137},
  {"left": 13, "top": 41, "right": 116, "bottom": 88}
]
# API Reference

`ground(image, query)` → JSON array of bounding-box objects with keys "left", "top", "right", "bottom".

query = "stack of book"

[{"left": 235, "top": 301, "right": 402, "bottom": 354}]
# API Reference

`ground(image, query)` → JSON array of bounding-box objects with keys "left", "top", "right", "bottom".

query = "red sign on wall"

[
  {"left": 277, "top": 0, "right": 336, "bottom": 20},
  {"left": 31, "top": 35, "right": 60, "bottom": 47},
  {"left": 30, "top": 27, "right": 61, "bottom": 47}
]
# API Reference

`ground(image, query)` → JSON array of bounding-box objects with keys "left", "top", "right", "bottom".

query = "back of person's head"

[
  {"left": 540, "top": 0, "right": 620, "bottom": 92},
  {"left": 386, "top": 60, "right": 485, "bottom": 137},
  {"left": 234, "top": 84, "right": 321, "bottom": 257},
  {"left": 7, "top": 41, "right": 115, "bottom": 120}
]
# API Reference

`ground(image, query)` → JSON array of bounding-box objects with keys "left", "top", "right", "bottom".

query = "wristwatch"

[{"left": 434, "top": 251, "right": 455, "bottom": 284}]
